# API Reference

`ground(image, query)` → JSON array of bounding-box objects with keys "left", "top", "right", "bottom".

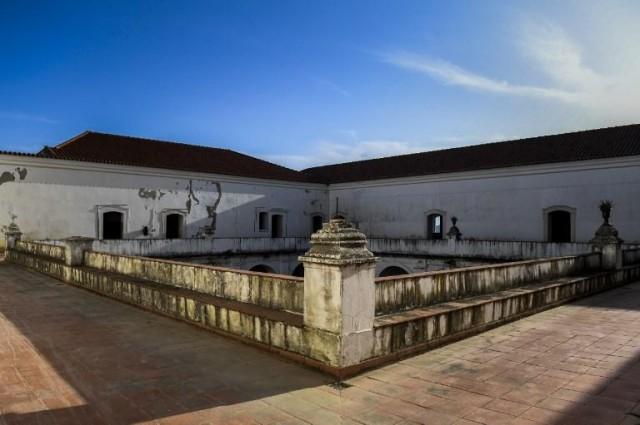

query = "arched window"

[
  {"left": 379, "top": 266, "right": 409, "bottom": 277},
  {"left": 292, "top": 263, "right": 304, "bottom": 277},
  {"left": 271, "top": 214, "right": 284, "bottom": 238},
  {"left": 548, "top": 211, "right": 572, "bottom": 242},
  {"left": 165, "top": 214, "right": 183, "bottom": 239},
  {"left": 250, "top": 264, "right": 276, "bottom": 273},
  {"left": 103, "top": 211, "right": 124, "bottom": 240},
  {"left": 311, "top": 215, "right": 323, "bottom": 233},
  {"left": 258, "top": 211, "right": 268, "bottom": 232},
  {"left": 427, "top": 213, "right": 444, "bottom": 240}
]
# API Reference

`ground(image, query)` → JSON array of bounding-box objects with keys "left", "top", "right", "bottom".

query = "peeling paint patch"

[
  {"left": 0, "top": 172, "right": 15, "bottom": 186},
  {"left": 186, "top": 180, "right": 200, "bottom": 214},
  {"left": 207, "top": 182, "right": 223, "bottom": 234},
  {"left": 15, "top": 168, "right": 27, "bottom": 180},
  {"left": 138, "top": 188, "right": 165, "bottom": 200}
]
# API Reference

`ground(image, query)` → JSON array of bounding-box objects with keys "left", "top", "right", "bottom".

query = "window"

[
  {"left": 292, "top": 263, "right": 304, "bottom": 277},
  {"left": 548, "top": 210, "right": 572, "bottom": 242},
  {"left": 165, "top": 214, "right": 183, "bottom": 239},
  {"left": 271, "top": 214, "right": 284, "bottom": 238},
  {"left": 250, "top": 264, "right": 276, "bottom": 273},
  {"left": 258, "top": 211, "right": 268, "bottom": 232},
  {"left": 544, "top": 206, "right": 575, "bottom": 243},
  {"left": 427, "top": 213, "right": 443, "bottom": 240},
  {"left": 379, "top": 266, "right": 409, "bottom": 277},
  {"left": 103, "top": 211, "right": 124, "bottom": 240},
  {"left": 311, "top": 215, "right": 323, "bottom": 233}
]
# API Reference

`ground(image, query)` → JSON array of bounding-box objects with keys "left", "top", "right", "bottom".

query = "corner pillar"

[
  {"left": 299, "top": 219, "right": 377, "bottom": 369},
  {"left": 590, "top": 201, "right": 622, "bottom": 270},
  {"left": 3, "top": 224, "right": 22, "bottom": 251},
  {"left": 62, "top": 237, "right": 94, "bottom": 266}
]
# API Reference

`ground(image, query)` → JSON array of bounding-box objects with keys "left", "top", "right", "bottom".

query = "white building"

[{"left": 1, "top": 124, "right": 639, "bottom": 247}]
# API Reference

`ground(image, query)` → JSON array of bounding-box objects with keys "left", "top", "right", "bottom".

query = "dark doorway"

[
  {"left": 292, "top": 263, "right": 304, "bottom": 277},
  {"left": 312, "top": 215, "right": 323, "bottom": 233},
  {"left": 427, "top": 213, "right": 443, "bottom": 240},
  {"left": 548, "top": 210, "right": 572, "bottom": 242},
  {"left": 258, "top": 212, "right": 268, "bottom": 232},
  {"left": 271, "top": 214, "right": 283, "bottom": 238},
  {"left": 379, "top": 266, "right": 409, "bottom": 277},
  {"left": 103, "top": 211, "right": 124, "bottom": 240},
  {"left": 165, "top": 214, "right": 183, "bottom": 239},
  {"left": 250, "top": 264, "right": 276, "bottom": 273}
]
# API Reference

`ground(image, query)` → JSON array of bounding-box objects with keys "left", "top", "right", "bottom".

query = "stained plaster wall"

[
  {"left": 329, "top": 157, "right": 640, "bottom": 243},
  {"left": 0, "top": 155, "right": 329, "bottom": 248}
]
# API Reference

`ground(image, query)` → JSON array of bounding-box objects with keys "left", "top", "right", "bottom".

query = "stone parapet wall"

[
  {"left": 36, "top": 237, "right": 310, "bottom": 258},
  {"left": 375, "top": 253, "right": 602, "bottom": 315},
  {"left": 371, "top": 264, "right": 640, "bottom": 361},
  {"left": 623, "top": 248, "right": 640, "bottom": 266},
  {"left": 14, "top": 241, "right": 66, "bottom": 262},
  {"left": 83, "top": 251, "right": 303, "bottom": 313},
  {"left": 369, "top": 238, "right": 640, "bottom": 261},
  {"left": 7, "top": 249, "right": 66, "bottom": 279}
]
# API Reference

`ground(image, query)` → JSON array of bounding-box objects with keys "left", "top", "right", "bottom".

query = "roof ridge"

[{"left": 301, "top": 123, "right": 640, "bottom": 172}]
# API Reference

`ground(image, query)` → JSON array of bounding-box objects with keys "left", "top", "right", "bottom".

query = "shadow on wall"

[{"left": 0, "top": 264, "right": 330, "bottom": 424}]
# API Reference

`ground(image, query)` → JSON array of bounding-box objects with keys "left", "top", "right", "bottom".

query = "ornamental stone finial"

[
  {"left": 590, "top": 200, "right": 622, "bottom": 245},
  {"left": 299, "top": 218, "right": 375, "bottom": 265}
]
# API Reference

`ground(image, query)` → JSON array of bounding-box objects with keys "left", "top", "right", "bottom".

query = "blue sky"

[{"left": 1, "top": 1, "right": 639, "bottom": 169}]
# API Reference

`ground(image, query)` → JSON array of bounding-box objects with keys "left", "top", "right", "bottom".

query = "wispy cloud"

[
  {"left": 312, "top": 78, "right": 351, "bottom": 97},
  {"left": 265, "top": 133, "right": 509, "bottom": 170},
  {"left": 380, "top": 51, "right": 578, "bottom": 103},
  {"left": 0, "top": 111, "right": 59, "bottom": 125},
  {"left": 380, "top": 16, "right": 640, "bottom": 122}
]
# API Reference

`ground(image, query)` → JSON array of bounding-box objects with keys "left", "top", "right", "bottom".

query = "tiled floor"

[{"left": 0, "top": 263, "right": 639, "bottom": 425}]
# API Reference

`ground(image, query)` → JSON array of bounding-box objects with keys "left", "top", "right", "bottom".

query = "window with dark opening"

[
  {"left": 427, "top": 213, "right": 443, "bottom": 240},
  {"left": 379, "top": 266, "right": 409, "bottom": 277},
  {"left": 312, "top": 215, "right": 323, "bottom": 233},
  {"left": 258, "top": 212, "right": 268, "bottom": 232},
  {"left": 165, "top": 214, "right": 183, "bottom": 239},
  {"left": 250, "top": 264, "right": 276, "bottom": 273},
  {"left": 292, "top": 263, "right": 304, "bottom": 277},
  {"left": 103, "top": 211, "right": 124, "bottom": 240},
  {"left": 271, "top": 214, "right": 284, "bottom": 238},
  {"left": 548, "top": 210, "right": 572, "bottom": 242}
]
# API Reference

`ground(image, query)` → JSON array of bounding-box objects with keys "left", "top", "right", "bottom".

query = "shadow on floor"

[{"left": 0, "top": 264, "right": 331, "bottom": 424}]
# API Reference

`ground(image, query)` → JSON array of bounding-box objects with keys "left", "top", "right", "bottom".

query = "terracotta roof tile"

[{"left": 302, "top": 124, "right": 640, "bottom": 183}]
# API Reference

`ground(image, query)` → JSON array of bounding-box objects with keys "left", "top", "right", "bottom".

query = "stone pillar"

[
  {"left": 299, "top": 218, "right": 377, "bottom": 369},
  {"left": 62, "top": 237, "right": 94, "bottom": 266},
  {"left": 3, "top": 223, "right": 22, "bottom": 250},
  {"left": 590, "top": 201, "right": 622, "bottom": 270}
]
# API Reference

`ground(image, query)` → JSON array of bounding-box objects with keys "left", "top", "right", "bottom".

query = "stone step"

[{"left": 371, "top": 265, "right": 640, "bottom": 361}]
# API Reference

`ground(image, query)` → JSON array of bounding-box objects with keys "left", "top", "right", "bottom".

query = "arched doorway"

[
  {"left": 103, "top": 211, "right": 124, "bottom": 240},
  {"left": 271, "top": 214, "right": 284, "bottom": 238},
  {"left": 379, "top": 266, "right": 409, "bottom": 277},
  {"left": 165, "top": 214, "right": 184, "bottom": 239},
  {"left": 249, "top": 264, "right": 276, "bottom": 273},
  {"left": 548, "top": 210, "right": 572, "bottom": 242},
  {"left": 311, "top": 215, "right": 323, "bottom": 233},
  {"left": 292, "top": 263, "right": 304, "bottom": 277}
]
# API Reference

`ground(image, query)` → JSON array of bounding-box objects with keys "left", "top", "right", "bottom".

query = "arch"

[
  {"left": 311, "top": 214, "right": 324, "bottom": 233},
  {"left": 103, "top": 211, "right": 124, "bottom": 240},
  {"left": 543, "top": 206, "right": 575, "bottom": 243},
  {"left": 379, "top": 266, "right": 409, "bottom": 277},
  {"left": 249, "top": 264, "right": 276, "bottom": 273},
  {"left": 292, "top": 263, "right": 304, "bottom": 277},
  {"left": 271, "top": 214, "right": 284, "bottom": 238},
  {"left": 165, "top": 213, "right": 184, "bottom": 239},
  {"left": 425, "top": 209, "right": 446, "bottom": 240}
]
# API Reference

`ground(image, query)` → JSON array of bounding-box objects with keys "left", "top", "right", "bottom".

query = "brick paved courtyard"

[{"left": 1, "top": 263, "right": 639, "bottom": 425}]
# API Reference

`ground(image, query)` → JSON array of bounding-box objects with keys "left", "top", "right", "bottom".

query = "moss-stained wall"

[
  {"left": 14, "top": 241, "right": 66, "bottom": 262},
  {"left": 84, "top": 251, "right": 303, "bottom": 313},
  {"left": 375, "top": 253, "right": 602, "bottom": 315}
]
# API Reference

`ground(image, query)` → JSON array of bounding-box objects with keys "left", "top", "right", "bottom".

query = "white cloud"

[
  {"left": 265, "top": 133, "right": 510, "bottom": 170},
  {"left": 380, "top": 51, "right": 578, "bottom": 103},
  {"left": 0, "top": 111, "right": 59, "bottom": 125},
  {"left": 380, "top": 13, "right": 640, "bottom": 123}
]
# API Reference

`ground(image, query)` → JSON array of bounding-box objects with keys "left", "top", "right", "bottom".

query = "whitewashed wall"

[
  {"left": 328, "top": 157, "right": 640, "bottom": 243},
  {"left": 0, "top": 155, "right": 329, "bottom": 247}
]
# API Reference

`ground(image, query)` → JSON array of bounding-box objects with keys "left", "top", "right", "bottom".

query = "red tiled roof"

[
  {"left": 41, "top": 131, "right": 309, "bottom": 182},
  {"left": 302, "top": 124, "right": 640, "bottom": 184},
  {"left": 2, "top": 125, "right": 638, "bottom": 184}
]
